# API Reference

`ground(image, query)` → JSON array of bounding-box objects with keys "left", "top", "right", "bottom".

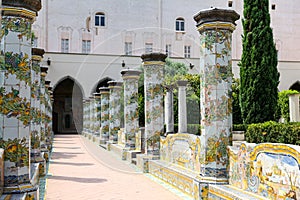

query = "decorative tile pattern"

[
  {"left": 108, "top": 82, "right": 122, "bottom": 143},
  {"left": 143, "top": 63, "right": 164, "bottom": 155},
  {"left": 228, "top": 143, "right": 300, "bottom": 199},
  {"left": 0, "top": 15, "right": 33, "bottom": 188},
  {"left": 89, "top": 98, "right": 96, "bottom": 134},
  {"left": 0, "top": 17, "right": 32, "bottom": 41},
  {"left": 94, "top": 95, "right": 101, "bottom": 136},
  {"left": 199, "top": 28, "right": 234, "bottom": 179},
  {"left": 100, "top": 88, "right": 110, "bottom": 143},
  {"left": 30, "top": 54, "right": 43, "bottom": 163},
  {"left": 121, "top": 71, "right": 140, "bottom": 150},
  {"left": 149, "top": 160, "right": 199, "bottom": 199},
  {"left": 160, "top": 133, "right": 201, "bottom": 173}
]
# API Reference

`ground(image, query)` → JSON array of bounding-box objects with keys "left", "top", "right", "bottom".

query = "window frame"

[
  {"left": 184, "top": 45, "right": 191, "bottom": 58},
  {"left": 95, "top": 12, "right": 105, "bottom": 27},
  {"left": 145, "top": 43, "right": 153, "bottom": 53},
  {"left": 82, "top": 40, "right": 91, "bottom": 54},
  {"left": 124, "top": 42, "right": 132, "bottom": 55},
  {"left": 165, "top": 44, "right": 171, "bottom": 57},
  {"left": 175, "top": 18, "right": 185, "bottom": 32},
  {"left": 61, "top": 38, "right": 69, "bottom": 53}
]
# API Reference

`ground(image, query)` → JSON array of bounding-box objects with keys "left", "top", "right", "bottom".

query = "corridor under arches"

[{"left": 53, "top": 77, "right": 83, "bottom": 134}]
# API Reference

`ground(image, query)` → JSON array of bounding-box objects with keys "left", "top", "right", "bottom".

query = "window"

[
  {"left": 165, "top": 44, "right": 171, "bottom": 57},
  {"left": 61, "top": 39, "right": 69, "bottom": 53},
  {"left": 124, "top": 42, "right": 132, "bottom": 55},
  {"left": 95, "top": 12, "right": 105, "bottom": 26},
  {"left": 228, "top": 1, "right": 233, "bottom": 7},
  {"left": 184, "top": 45, "right": 191, "bottom": 58},
  {"left": 82, "top": 40, "right": 91, "bottom": 53},
  {"left": 32, "top": 37, "right": 38, "bottom": 48},
  {"left": 271, "top": 4, "right": 276, "bottom": 10},
  {"left": 145, "top": 43, "right": 153, "bottom": 53},
  {"left": 176, "top": 18, "right": 185, "bottom": 32}
]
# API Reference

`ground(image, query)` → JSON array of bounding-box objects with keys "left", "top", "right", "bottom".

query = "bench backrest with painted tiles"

[
  {"left": 228, "top": 142, "right": 300, "bottom": 199},
  {"left": 160, "top": 133, "right": 201, "bottom": 173}
]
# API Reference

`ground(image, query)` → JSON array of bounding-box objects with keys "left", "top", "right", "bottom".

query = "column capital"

[
  {"left": 2, "top": 0, "right": 42, "bottom": 13},
  {"left": 141, "top": 52, "right": 167, "bottom": 64},
  {"left": 121, "top": 69, "right": 141, "bottom": 80},
  {"left": 32, "top": 48, "right": 45, "bottom": 56},
  {"left": 93, "top": 92, "right": 101, "bottom": 99},
  {"left": 40, "top": 66, "right": 48, "bottom": 77},
  {"left": 32, "top": 48, "right": 45, "bottom": 58},
  {"left": 194, "top": 7, "right": 240, "bottom": 32},
  {"left": 288, "top": 93, "right": 300, "bottom": 98},
  {"left": 99, "top": 87, "right": 110, "bottom": 94},
  {"left": 108, "top": 81, "right": 123, "bottom": 89},
  {"left": 45, "top": 80, "right": 51, "bottom": 88},
  {"left": 177, "top": 80, "right": 188, "bottom": 87}
]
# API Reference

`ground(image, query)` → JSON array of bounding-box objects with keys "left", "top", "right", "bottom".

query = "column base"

[{"left": 3, "top": 163, "right": 40, "bottom": 199}]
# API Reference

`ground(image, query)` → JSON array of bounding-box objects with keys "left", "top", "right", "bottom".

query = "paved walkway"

[{"left": 45, "top": 135, "right": 186, "bottom": 200}]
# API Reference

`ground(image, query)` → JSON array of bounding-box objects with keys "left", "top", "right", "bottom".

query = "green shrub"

[
  {"left": 164, "top": 124, "right": 200, "bottom": 135},
  {"left": 187, "top": 124, "right": 201, "bottom": 135},
  {"left": 278, "top": 90, "right": 299, "bottom": 122},
  {"left": 233, "top": 124, "right": 247, "bottom": 132},
  {"left": 245, "top": 121, "right": 300, "bottom": 145}
]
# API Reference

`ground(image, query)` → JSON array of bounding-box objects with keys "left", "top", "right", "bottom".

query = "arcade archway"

[{"left": 53, "top": 77, "right": 83, "bottom": 134}]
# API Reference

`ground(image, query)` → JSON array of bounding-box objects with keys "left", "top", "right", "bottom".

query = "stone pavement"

[{"left": 45, "top": 135, "right": 189, "bottom": 200}]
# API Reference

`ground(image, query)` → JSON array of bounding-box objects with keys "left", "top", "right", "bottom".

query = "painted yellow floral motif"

[
  {"left": 1, "top": 52, "right": 31, "bottom": 84},
  {"left": 0, "top": 87, "right": 31, "bottom": 126},
  {"left": 1, "top": 17, "right": 32, "bottom": 40},
  {"left": 0, "top": 138, "right": 29, "bottom": 167}
]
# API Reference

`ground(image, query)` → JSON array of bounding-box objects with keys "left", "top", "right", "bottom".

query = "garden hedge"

[{"left": 245, "top": 121, "right": 300, "bottom": 145}]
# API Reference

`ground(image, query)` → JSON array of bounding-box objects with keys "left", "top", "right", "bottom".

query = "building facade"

[{"left": 31, "top": 0, "right": 300, "bottom": 133}]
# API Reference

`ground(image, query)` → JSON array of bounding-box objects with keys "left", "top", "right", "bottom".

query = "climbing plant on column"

[{"left": 240, "top": 0, "right": 280, "bottom": 124}]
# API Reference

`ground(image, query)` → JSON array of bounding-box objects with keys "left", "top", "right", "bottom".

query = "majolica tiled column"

[
  {"left": 40, "top": 66, "right": 49, "bottom": 157},
  {"left": 47, "top": 87, "right": 53, "bottom": 146},
  {"left": 99, "top": 87, "right": 110, "bottom": 144},
  {"left": 0, "top": 0, "right": 41, "bottom": 193},
  {"left": 93, "top": 93, "right": 101, "bottom": 136},
  {"left": 89, "top": 96, "right": 95, "bottom": 134},
  {"left": 85, "top": 99, "right": 91, "bottom": 133},
  {"left": 121, "top": 70, "right": 141, "bottom": 149},
  {"left": 177, "top": 80, "right": 188, "bottom": 133},
  {"left": 82, "top": 99, "right": 87, "bottom": 134},
  {"left": 141, "top": 53, "right": 166, "bottom": 155},
  {"left": 45, "top": 81, "right": 52, "bottom": 150},
  {"left": 31, "top": 48, "right": 45, "bottom": 166},
  {"left": 194, "top": 8, "right": 239, "bottom": 182},
  {"left": 164, "top": 85, "right": 174, "bottom": 134},
  {"left": 108, "top": 81, "right": 123, "bottom": 143}
]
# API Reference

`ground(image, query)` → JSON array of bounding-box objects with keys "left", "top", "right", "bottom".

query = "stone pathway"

[{"left": 45, "top": 135, "right": 187, "bottom": 200}]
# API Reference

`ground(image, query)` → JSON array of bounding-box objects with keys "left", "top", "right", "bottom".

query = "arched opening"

[
  {"left": 91, "top": 77, "right": 113, "bottom": 94},
  {"left": 53, "top": 77, "right": 83, "bottom": 134},
  {"left": 289, "top": 81, "right": 300, "bottom": 92}
]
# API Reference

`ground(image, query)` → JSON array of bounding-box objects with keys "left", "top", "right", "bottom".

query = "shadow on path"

[
  {"left": 50, "top": 152, "right": 82, "bottom": 160},
  {"left": 50, "top": 161, "right": 95, "bottom": 166},
  {"left": 47, "top": 175, "right": 108, "bottom": 184}
]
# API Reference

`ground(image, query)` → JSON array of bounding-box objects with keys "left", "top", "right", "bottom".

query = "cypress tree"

[{"left": 240, "top": 0, "right": 280, "bottom": 124}]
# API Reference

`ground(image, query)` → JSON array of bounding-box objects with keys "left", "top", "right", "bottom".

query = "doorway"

[{"left": 53, "top": 78, "right": 83, "bottom": 134}]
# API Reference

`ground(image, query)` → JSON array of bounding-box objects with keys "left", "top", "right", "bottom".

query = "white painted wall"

[{"left": 34, "top": 0, "right": 300, "bottom": 97}]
